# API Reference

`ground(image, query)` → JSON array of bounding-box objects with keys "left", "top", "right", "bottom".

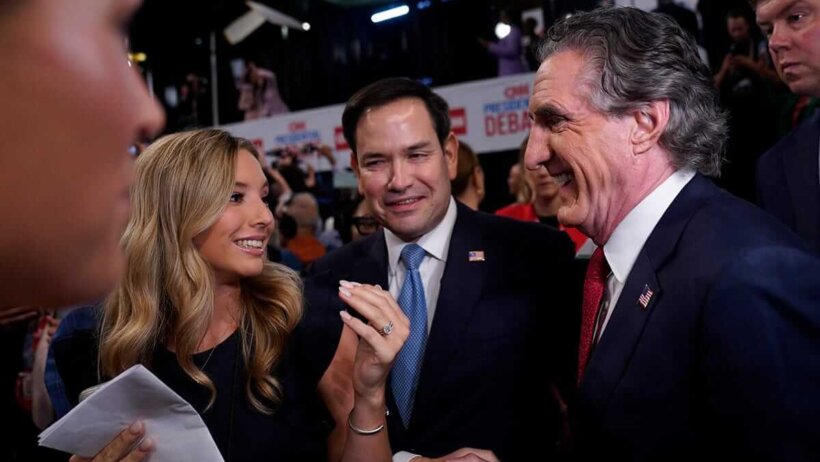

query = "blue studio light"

[
  {"left": 417, "top": 0, "right": 431, "bottom": 9},
  {"left": 371, "top": 4, "right": 410, "bottom": 23}
]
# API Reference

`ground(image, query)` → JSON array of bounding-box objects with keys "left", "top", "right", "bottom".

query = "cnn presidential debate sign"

[{"left": 221, "top": 73, "right": 535, "bottom": 172}]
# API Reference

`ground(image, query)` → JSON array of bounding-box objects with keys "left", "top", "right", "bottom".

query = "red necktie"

[{"left": 578, "top": 247, "right": 609, "bottom": 384}]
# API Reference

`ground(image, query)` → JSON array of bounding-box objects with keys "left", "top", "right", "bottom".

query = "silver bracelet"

[{"left": 347, "top": 409, "right": 389, "bottom": 435}]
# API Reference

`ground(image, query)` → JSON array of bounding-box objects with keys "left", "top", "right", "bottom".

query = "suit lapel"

[
  {"left": 313, "top": 232, "right": 389, "bottom": 331},
  {"left": 349, "top": 230, "right": 390, "bottom": 287},
  {"left": 784, "top": 112, "right": 820, "bottom": 251},
  {"left": 581, "top": 175, "right": 718, "bottom": 407},
  {"left": 582, "top": 253, "right": 660, "bottom": 406},
  {"left": 411, "top": 204, "right": 486, "bottom": 426}
]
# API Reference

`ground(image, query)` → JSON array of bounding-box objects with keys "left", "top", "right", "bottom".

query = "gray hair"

[{"left": 538, "top": 7, "right": 727, "bottom": 176}]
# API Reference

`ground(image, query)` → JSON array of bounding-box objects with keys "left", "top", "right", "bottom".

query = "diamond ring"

[{"left": 378, "top": 321, "right": 394, "bottom": 336}]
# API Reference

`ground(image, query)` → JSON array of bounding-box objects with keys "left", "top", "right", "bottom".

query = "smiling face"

[
  {"left": 351, "top": 97, "right": 458, "bottom": 242},
  {"left": 525, "top": 50, "right": 636, "bottom": 243},
  {"left": 0, "top": 0, "right": 165, "bottom": 307},
  {"left": 194, "top": 150, "right": 274, "bottom": 285},
  {"left": 757, "top": 0, "right": 820, "bottom": 96}
]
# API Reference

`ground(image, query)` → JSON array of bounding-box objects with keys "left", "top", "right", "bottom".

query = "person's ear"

[
  {"left": 350, "top": 152, "right": 364, "bottom": 195},
  {"left": 443, "top": 133, "right": 459, "bottom": 181},
  {"left": 630, "top": 100, "right": 669, "bottom": 155}
]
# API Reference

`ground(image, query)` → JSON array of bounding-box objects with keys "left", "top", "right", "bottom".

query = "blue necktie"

[{"left": 391, "top": 243, "right": 428, "bottom": 428}]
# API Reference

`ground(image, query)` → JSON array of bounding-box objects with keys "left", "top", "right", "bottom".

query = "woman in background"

[
  {"left": 451, "top": 142, "right": 485, "bottom": 211},
  {"left": 496, "top": 137, "right": 588, "bottom": 252}
]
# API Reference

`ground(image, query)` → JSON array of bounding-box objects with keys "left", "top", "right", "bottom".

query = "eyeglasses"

[{"left": 352, "top": 216, "right": 381, "bottom": 236}]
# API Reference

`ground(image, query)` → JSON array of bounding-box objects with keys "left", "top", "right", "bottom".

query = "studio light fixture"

[
  {"left": 494, "top": 22, "right": 511, "bottom": 39},
  {"left": 371, "top": 5, "right": 410, "bottom": 23}
]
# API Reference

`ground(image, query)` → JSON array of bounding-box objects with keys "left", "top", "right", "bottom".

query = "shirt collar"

[
  {"left": 384, "top": 196, "right": 457, "bottom": 270},
  {"left": 604, "top": 169, "right": 695, "bottom": 284}
]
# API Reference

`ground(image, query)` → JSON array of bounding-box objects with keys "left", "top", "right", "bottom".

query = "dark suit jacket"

[
  {"left": 304, "top": 202, "right": 578, "bottom": 461},
  {"left": 577, "top": 174, "right": 820, "bottom": 461},
  {"left": 757, "top": 111, "right": 820, "bottom": 253}
]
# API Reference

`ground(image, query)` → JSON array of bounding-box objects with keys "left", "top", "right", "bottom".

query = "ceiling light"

[{"left": 371, "top": 5, "right": 409, "bottom": 23}]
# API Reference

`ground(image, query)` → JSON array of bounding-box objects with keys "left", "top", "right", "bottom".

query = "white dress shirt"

[
  {"left": 597, "top": 169, "right": 696, "bottom": 339},
  {"left": 383, "top": 196, "right": 457, "bottom": 332}
]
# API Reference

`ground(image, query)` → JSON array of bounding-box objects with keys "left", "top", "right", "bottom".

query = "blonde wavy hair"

[{"left": 100, "top": 129, "right": 303, "bottom": 413}]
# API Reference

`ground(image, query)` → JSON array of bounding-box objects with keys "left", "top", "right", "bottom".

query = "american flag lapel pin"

[
  {"left": 637, "top": 284, "right": 654, "bottom": 309},
  {"left": 468, "top": 250, "right": 485, "bottom": 262}
]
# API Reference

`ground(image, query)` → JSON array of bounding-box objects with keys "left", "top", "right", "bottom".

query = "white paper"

[{"left": 39, "top": 364, "right": 223, "bottom": 462}]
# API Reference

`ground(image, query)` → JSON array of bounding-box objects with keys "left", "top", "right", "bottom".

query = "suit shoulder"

[
  {"left": 304, "top": 235, "right": 374, "bottom": 276},
  {"left": 474, "top": 210, "right": 575, "bottom": 257},
  {"left": 758, "top": 139, "right": 787, "bottom": 173},
  {"left": 758, "top": 142, "right": 784, "bottom": 172},
  {"left": 759, "top": 113, "right": 820, "bottom": 169},
  {"left": 684, "top": 189, "right": 806, "bottom": 254},
  {"left": 476, "top": 209, "right": 564, "bottom": 239}
]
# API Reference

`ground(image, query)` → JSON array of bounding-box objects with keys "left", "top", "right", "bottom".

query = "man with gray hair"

[
  {"left": 526, "top": 7, "right": 820, "bottom": 460},
  {"left": 753, "top": 0, "right": 820, "bottom": 253}
]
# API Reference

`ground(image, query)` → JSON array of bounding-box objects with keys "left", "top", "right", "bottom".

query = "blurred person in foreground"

[
  {"left": 527, "top": 7, "right": 820, "bottom": 460},
  {"left": 51, "top": 129, "right": 408, "bottom": 462},
  {"left": 0, "top": 0, "right": 165, "bottom": 460},
  {"left": 0, "top": 0, "right": 164, "bottom": 311},
  {"left": 753, "top": 0, "right": 820, "bottom": 253},
  {"left": 305, "top": 77, "right": 578, "bottom": 461}
]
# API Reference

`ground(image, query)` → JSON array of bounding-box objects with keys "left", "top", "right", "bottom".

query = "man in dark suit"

[
  {"left": 526, "top": 8, "right": 820, "bottom": 460},
  {"left": 304, "top": 78, "right": 577, "bottom": 461},
  {"left": 754, "top": 0, "right": 820, "bottom": 253}
]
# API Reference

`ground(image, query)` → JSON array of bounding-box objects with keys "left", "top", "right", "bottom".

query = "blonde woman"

[{"left": 52, "top": 129, "right": 407, "bottom": 462}]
